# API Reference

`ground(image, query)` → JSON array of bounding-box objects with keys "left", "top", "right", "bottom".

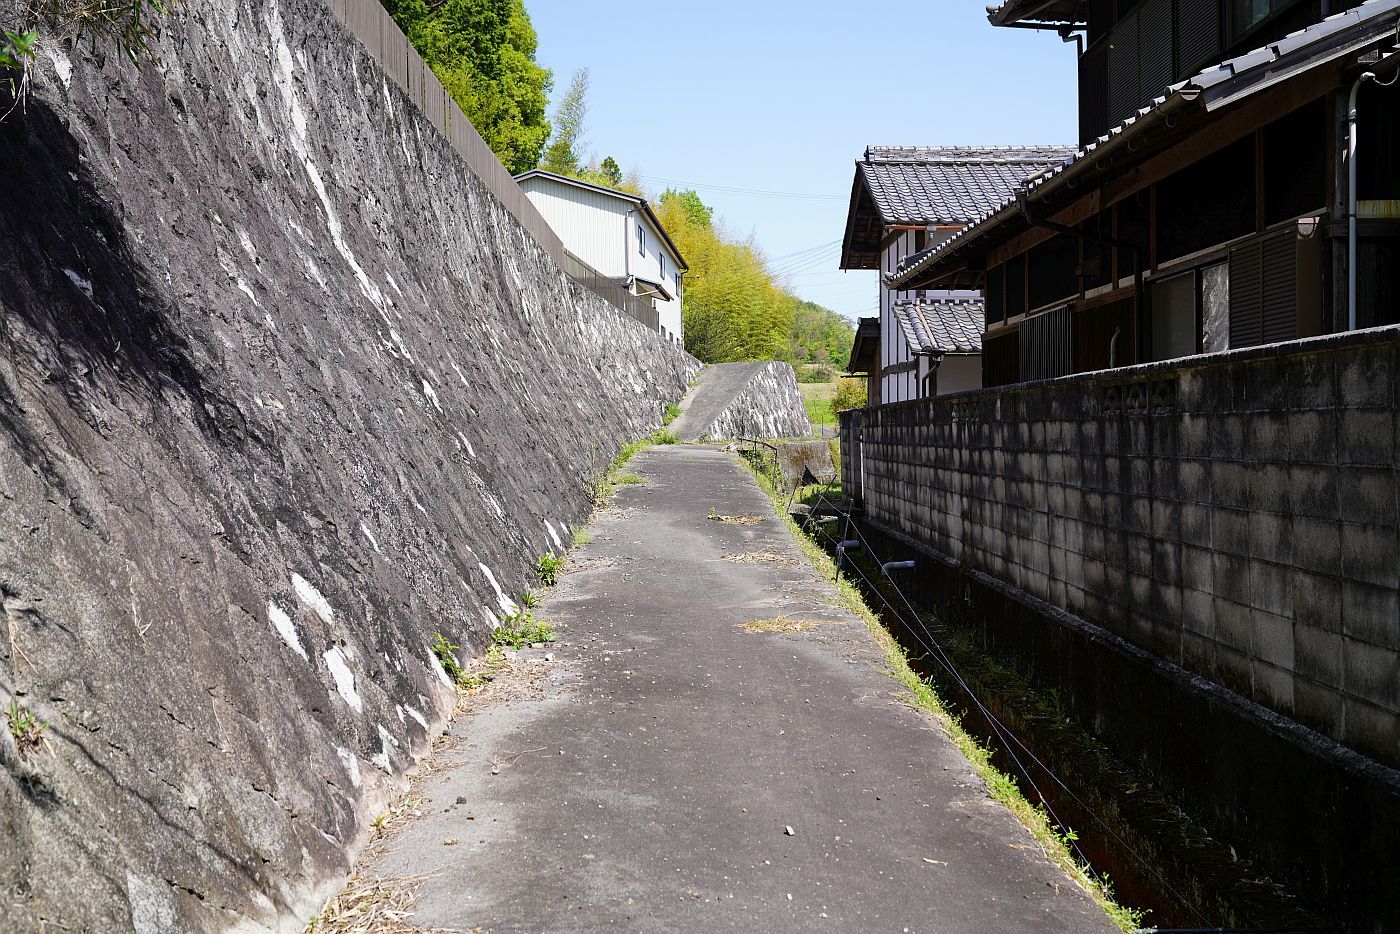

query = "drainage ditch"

[{"left": 812, "top": 527, "right": 1334, "bottom": 933}]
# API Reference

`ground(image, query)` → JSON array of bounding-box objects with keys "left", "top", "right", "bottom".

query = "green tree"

[
  {"left": 542, "top": 67, "right": 589, "bottom": 175},
  {"left": 380, "top": 0, "right": 552, "bottom": 174},
  {"left": 655, "top": 190, "right": 798, "bottom": 365},
  {"left": 598, "top": 156, "right": 622, "bottom": 186}
]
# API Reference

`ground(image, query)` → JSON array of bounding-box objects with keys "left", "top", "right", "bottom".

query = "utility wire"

[
  {"left": 806, "top": 491, "right": 1213, "bottom": 927},
  {"left": 642, "top": 174, "right": 846, "bottom": 201}
]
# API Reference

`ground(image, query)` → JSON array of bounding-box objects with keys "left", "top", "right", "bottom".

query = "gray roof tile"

[
  {"left": 859, "top": 146, "right": 1076, "bottom": 225},
  {"left": 888, "top": 0, "right": 1400, "bottom": 288},
  {"left": 892, "top": 299, "right": 985, "bottom": 355}
]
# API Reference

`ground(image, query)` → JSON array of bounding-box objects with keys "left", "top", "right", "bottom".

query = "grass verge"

[{"left": 735, "top": 453, "right": 1144, "bottom": 933}]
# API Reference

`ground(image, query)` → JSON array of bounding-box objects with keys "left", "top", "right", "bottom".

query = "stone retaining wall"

[{"left": 0, "top": 2, "right": 697, "bottom": 930}]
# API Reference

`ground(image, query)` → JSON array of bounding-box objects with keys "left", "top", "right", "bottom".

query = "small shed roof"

[
  {"left": 848, "top": 316, "right": 881, "bottom": 376},
  {"left": 892, "top": 299, "right": 985, "bottom": 356}
]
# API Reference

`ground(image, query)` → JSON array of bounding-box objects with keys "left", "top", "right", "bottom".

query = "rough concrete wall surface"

[
  {"left": 0, "top": 3, "right": 697, "bottom": 930},
  {"left": 842, "top": 328, "right": 1400, "bottom": 771},
  {"left": 671, "top": 361, "right": 811, "bottom": 442}
]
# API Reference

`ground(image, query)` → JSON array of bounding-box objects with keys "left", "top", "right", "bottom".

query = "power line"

[{"left": 642, "top": 174, "right": 846, "bottom": 202}]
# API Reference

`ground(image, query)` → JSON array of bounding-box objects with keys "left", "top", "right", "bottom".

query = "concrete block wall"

[{"left": 842, "top": 327, "right": 1400, "bottom": 770}]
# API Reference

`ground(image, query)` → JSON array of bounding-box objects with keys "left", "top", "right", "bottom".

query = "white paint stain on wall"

[
  {"left": 404, "top": 704, "right": 429, "bottom": 730},
  {"left": 372, "top": 723, "right": 399, "bottom": 775},
  {"left": 267, "top": 602, "right": 307, "bottom": 660},
  {"left": 63, "top": 269, "right": 94, "bottom": 299},
  {"left": 478, "top": 563, "right": 519, "bottom": 616},
  {"left": 335, "top": 745, "right": 362, "bottom": 788},
  {"left": 422, "top": 380, "right": 443, "bottom": 413},
  {"left": 292, "top": 572, "right": 335, "bottom": 625},
  {"left": 45, "top": 48, "right": 73, "bottom": 89},
  {"left": 323, "top": 646, "right": 361, "bottom": 712},
  {"left": 456, "top": 431, "right": 475, "bottom": 457},
  {"left": 427, "top": 646, "right": 454, "bottom": 688},
  {"left": 359, "top": 522, "right": 383, "bottom": 555},
  {"left": 544, "top": 520, "right": 564, "bottom": 552}
]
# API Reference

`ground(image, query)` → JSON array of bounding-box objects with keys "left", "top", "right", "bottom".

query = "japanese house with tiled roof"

[
  {"left": 840, "top": 146, "right": 1075, "bottom": 405},
  {"left": 891, "top": 0, "right": 1400, "bottom": 387}
]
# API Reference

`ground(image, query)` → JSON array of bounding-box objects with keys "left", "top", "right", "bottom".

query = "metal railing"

[
  {"left": 562, "top": 251, "right": 661, "bottom": 333},
  {"left": 324, "top": 0, "right": 672, "bottom": 336}
]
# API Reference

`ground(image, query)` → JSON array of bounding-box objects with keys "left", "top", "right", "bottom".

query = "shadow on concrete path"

[{"left": 364, "top": 446, "right": 1118, "bottom": 933}]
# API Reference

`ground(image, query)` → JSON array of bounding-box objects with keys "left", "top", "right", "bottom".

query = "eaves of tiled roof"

[
  {"left": 887, "top": 0, "right": 1400, "bottom": 290},
  {"left": 859, "top": 146, "right": 1077, "bottom": 226},
  {"left": 892, "top": 299, "right": 985, "bottom": 355}
]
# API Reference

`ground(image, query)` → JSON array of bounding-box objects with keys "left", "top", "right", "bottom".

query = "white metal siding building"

[{"left": 517, "top": 171, "right": 688, "bottom": 344}]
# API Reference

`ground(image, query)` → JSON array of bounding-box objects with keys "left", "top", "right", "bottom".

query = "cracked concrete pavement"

[{"left": 363, "top": 445, "right": 1118, "bottom": 933}]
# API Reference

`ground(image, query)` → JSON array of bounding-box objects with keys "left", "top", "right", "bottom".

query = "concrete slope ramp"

[{"left": 671, "top": 361, "right": 811, "bottom": 441}]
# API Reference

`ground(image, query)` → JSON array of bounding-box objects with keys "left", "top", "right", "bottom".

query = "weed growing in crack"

[
  {"left": 571, "top": 528, "right": 592, "bottom": 548},
  {"left": 5, "top": 698, "right": 48, "bottom": 757},
  {"left": 492, "top": 612, "right": 557, "bottom": 649},
  {"left": 517, "top": 588, "right": 540, "bottom": 609},
  {"left": 614, "top": 471, "right": 643, "bottom": 486},
  {"left": 430, "top": 632, "right": 465, "bottom": 683},
  {"left": 662, "top": 401, "right": 681, "bottom": 426},
  {"left": 649, "top": 428, "right": 678, "bottom": 445},
  {"left": 537, "top": 553, "right": 564, "bottom": 587}
]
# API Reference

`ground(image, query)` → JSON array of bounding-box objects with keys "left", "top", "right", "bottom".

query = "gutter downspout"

[
  {"left": 1015, "top": 187, "right": 1145, "bottom": 366},
  {"left": 1348, "top": 72, "right": 1375, "bottom": 331},
  {"left": 624, "top": 208, "right": 635, "bottom": 292}
]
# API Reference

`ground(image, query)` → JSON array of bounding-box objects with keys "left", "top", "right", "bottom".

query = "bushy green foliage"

[
  {"left": 662, "top": 401, "right": 681, "bottom": 426},
  {"left": 786, "top": 300, "right": 854, "bottom": 368},
  {"left": 379, "top": 0, "right": 551, "bottom": 173},
  {"left": 657, "top": 189, "right": 798, "bottom": 364},
  {"left": 430, "top": 632, "right": 466, "bottom": 682},
  {"left": 649, "top": 428, "right": 678, "bottom": 445},
  {"left": 0, "top": 30, "right": 37, "bottom": 73},
  {"left": 796, "top": 363, "right": 837, "bottom": 384},
  {"left": 541, "top": 66, "right": 586, "bottom": 174},
  {"left": 492, "top": 612, "right": 557, "bottom": 648},
  {"left": 537, "top": 553, "right": 564, "bottom": 586},
  {"left": 831, "top": 377, "right": 868, "bottom": 412}
]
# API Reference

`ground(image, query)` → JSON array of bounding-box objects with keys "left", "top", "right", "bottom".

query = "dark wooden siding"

[
  {"left": 984, "top": 332, "right": 1021, "bottom": 388},
  {"left": 1076, "top": 299, "right": 1138, "bottom": 372},
  {"left": 1156, "top": 136, "right": 1256, "bottom": 263},
  {"left": 1020, "top": 305, "right": 1076, "bottom": 381}
]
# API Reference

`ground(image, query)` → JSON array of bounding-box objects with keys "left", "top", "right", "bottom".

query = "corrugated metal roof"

[
  {"left": 858, "top": 146, "right": 1077, "bottom": 226},
  {"left": 888, "top": 0, "right": 1400, "bottom": 289},
  {"left": 892, "top": 299, "right": 985, "bottom": 355}
]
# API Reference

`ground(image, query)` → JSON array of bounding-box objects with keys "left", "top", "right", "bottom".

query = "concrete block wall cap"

[{"left": 864, "top": 324, "right": 1400, "bottom": 412}]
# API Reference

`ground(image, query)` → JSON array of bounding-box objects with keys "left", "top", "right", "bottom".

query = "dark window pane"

[
  {"left": 1007, "top": 253, "right": 1027, "bottom": 319},
  {"left": 1264, "top": 97, "right": 1326, "bottom": 225},
  {"left": 1156, "top": 136, "right": 1256, "bottom": 262}
]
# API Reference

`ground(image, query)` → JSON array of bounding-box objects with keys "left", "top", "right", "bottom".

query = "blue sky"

[{"left": 526, "top": 1, "right": 1079, "bottom": 322}]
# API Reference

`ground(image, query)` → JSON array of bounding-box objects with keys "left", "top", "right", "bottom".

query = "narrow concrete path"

[{"left": 365, "top": 446, "right": 1117, "bottom": 933}]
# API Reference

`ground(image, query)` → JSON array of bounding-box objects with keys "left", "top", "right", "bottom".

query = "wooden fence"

[
  {"left": 327, "top": 0, "right": 615, "bottom": 293},
  {"left": 563, "top": 251, "right": 661, "bottom": 333}
]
